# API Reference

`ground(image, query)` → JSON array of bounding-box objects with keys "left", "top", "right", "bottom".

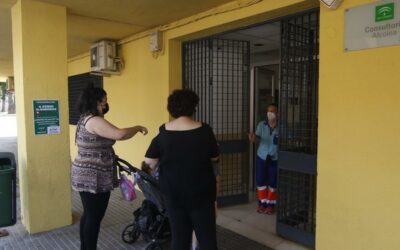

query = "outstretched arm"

[{"left": 85, "top": 116, "right": 148, "bottom": 140}]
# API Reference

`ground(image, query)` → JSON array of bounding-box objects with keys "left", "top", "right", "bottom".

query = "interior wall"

[
  {"left": 254, "top": 64, "right": 279, "bottom": 123},
  {"left": 251, "top": 49, "right": 280, "bottom": 68}
]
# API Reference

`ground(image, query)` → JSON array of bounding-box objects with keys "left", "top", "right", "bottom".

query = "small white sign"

[
  {"left": 345, "top": 0, "right": 400, "bottom": 51},
  {"left": 47, "top": 126, "right": 61, "bottom": 135}
]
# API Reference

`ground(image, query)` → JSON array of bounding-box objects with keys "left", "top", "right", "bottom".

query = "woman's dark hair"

[
  {"left": 76, "top": 85, "right": 107, "bottom": 116},
  {"left": 167, "top": 89, "right": 199, "bottom": 118}
]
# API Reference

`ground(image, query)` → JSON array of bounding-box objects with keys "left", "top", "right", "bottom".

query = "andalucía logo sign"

[{"left": 376, "top": 3, "right": 395, "bottom": 22}]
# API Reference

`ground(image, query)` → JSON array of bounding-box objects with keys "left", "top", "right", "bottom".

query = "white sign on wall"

[{"left": 345, "top": 0, "right": 400, "bottom": 51}]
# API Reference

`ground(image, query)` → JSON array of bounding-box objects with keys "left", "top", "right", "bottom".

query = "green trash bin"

[{"left": 0, "top": 152, "right": 16, "bottom": 227}]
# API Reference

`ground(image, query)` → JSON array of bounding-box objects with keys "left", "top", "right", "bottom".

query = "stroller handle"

[
  {"left": 116, "top": 156, "right": 160, "bottom": 187},
  {"left": 115, "top": 156, "right": 140, "bottom": 174}
]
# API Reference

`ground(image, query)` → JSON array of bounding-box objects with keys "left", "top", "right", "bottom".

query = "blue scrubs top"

[{"left": 255, "top": 121, "right": 278, "bottom": 161}]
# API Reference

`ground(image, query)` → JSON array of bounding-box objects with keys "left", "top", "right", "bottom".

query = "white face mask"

[{"left": 267, "top": 112, "right": 276, "bottom": 121}]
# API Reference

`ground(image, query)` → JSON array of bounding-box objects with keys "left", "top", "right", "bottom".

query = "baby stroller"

[{"left": 116, "top": 157, "right": 170, "bottom": 250}]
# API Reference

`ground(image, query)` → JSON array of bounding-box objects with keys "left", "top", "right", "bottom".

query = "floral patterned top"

[{"left": 71, "top": 115, "right": 118, "bottom": 193}]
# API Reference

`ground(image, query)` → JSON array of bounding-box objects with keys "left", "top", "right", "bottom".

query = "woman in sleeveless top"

[
  {"left": 145, "top": 89, "right": 220, "bottom": 250},
  {"left": 72, "top": 86, "right": 148, "bottom": 250}
]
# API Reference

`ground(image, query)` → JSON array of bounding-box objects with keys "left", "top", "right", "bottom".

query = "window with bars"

[{"left": 68, "top": 73, "right": 103, "bottom": 125}]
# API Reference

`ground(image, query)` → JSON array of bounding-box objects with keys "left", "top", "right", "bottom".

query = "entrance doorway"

[{"left": 182, "top": 9, "right": 319, "bottom": 248}]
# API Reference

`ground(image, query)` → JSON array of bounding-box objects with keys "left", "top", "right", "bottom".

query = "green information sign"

[{"left": 33, "top": 100, "right": 60, "bottom": 135}]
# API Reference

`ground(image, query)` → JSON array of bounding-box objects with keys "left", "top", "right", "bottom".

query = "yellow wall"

[
  {"left": 68, "top": 0, "right": 316, "bottom": 168},
  {"left": 317, "top": 0, "right": 400, "bottom": 249},
  {"left": 24, "top": 0, "right": 399, "bottom": 246},
  {"left": 104, "top": 37, "right": 170, "bottom": 162},
  {"left": 67, "top": 42, "right": 170, "bottom": 163},
  {"left": 12, "top": 0, "right": 71, "bottom": 233}
]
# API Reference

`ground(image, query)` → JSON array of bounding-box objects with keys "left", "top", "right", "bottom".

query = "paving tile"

[
  {"left": 275, "top": 241, "right": 313, "bottom": 250},
  {"left": 243, "top": 211, "right": 276, "bottom": 233},
  {"left": 226, "top": 219, "right": 283, "bottom": 248},
  {"left": 0, "top": 186, "right": 304, "bottom": 250},
  {"left": 216, "top": 213, "right": 234, "bottom": 227}
]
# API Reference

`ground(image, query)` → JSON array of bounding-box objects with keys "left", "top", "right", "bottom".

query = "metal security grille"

[
  {"left": 68, "top": 73, "right": 103, "bottom": 125},
  {"left": 277, "top": 10, "right": 319, "bottom": 248},
  {"left": 183, "top": 38, "right": 250, "bottom": 206}
]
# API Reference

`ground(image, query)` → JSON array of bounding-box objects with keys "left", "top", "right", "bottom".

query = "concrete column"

[{"left": 11, "top": 0, "right": 71, "bottom": 233}]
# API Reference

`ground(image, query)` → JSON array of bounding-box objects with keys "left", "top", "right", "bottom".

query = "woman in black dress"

[{"left": 144, "top": 89, "right": 219, "bottom": 250}]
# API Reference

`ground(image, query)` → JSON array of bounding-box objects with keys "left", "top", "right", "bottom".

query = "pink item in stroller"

[{"left": 120, "top": 174, "right": 136, "bottom": 202}]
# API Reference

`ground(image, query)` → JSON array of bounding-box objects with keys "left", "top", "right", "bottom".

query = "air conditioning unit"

[{"left": 90, "top": 40, "right": 120, "bottom": 74}]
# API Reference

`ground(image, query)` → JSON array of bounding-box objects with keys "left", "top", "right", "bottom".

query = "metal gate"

[
  {"left": 183, "top": 38, "right": 250, "bottom": 206},
  {"left": 277, "top": 10, "right": 319, "bottom": 248}
]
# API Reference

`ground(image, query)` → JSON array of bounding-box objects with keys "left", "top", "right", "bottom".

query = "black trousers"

[
  {"left": 167, "top": 201, "right": 217, "bottom": 250},
  {"left": 79, "top": 191, "right": 110, "bottom": 250}
]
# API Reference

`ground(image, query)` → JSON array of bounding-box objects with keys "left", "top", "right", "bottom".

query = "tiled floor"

[
  {"left": 217, "top": 195, "right": 312, "bottom": 250},
  {"left": 0, "top": 190, "right": 147, "bottom": 250},
  {"left": 0, "top": 189, "right": 275, "bottom": 250}
]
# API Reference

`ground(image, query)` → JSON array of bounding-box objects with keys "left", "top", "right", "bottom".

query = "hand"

[
  {"left": 139, "top": 126, "right": 148, "bottom": 135},
  {"left": 248, "top": 132, "right": 255, "bottom": 142}
]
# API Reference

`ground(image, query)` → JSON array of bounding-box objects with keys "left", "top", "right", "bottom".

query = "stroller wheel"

[
  {"left": 145, "top": 241, "right": 162, "bottom": 250},
  {"left": 122, "top": 223, "right": 140, "bottom": 244}
]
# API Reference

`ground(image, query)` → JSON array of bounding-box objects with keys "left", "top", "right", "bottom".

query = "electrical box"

[
  {"left": 319, "top": 0, "right": 343, "bottom": 9},
  {"left": 149, "top": 31, "right": 163, "bottom": 52},
  {"left": 90, "top": 40, "right": 117, "bottom": 72}
]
